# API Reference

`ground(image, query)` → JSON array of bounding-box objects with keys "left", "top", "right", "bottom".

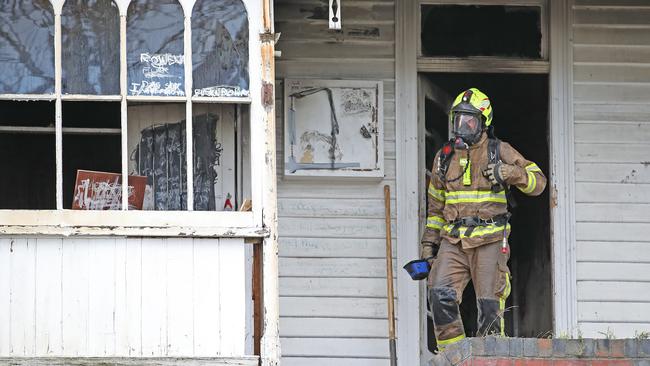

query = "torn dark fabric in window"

[
  {"left": 0, "top": 0, "right": 55, "bottom": 94},
  {"left": 192, "top": 0, "right": 249, "bottom": 98},
  {"left": 62, "top": 0, "right": 120, "bottom": 95},
  {"left": 127, "top": 0, "right": 185, "bottom": 97}
]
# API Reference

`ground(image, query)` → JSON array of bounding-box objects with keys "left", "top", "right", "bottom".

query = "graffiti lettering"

[
  {"left": 194, "top": 86, "right": 250, "bottom": 98},
  {"left": 130, "top": 80, "right": 184, "bottom": 96}
]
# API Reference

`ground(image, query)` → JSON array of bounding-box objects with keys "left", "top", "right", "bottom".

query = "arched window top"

[
  {"left": 127, "top": 0, "right": 185, "bottom": 97},
  {"left": 0, "top": 0, "right": 54, "bottom": 94},
  {"left": 191, "top": 0, "right": 249, "bottom": 98},
  {"left": 62, "top": 0, "right": 120, "bottom": 95}
]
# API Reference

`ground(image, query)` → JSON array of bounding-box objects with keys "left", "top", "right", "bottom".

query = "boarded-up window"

[
  {"left": 127, "top": 0, "right": 185, "bottom": 97},
  {"left": 192, "top": 0, "right": 249, "bottom": 97},
  {"left": 62, "top": 0, "right": 120, "bottom": 95},
  {"left": 0, "top": 0, "right": 55, "bottom": 94}
]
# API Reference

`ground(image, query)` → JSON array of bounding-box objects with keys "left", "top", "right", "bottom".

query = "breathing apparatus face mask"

[{"left": 452, "top": 112, "right": 483, "bottom": 147}]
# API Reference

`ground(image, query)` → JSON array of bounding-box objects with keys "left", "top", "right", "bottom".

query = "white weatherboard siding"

[
  {"left": 275, "top": 1, "right": 396, "bottom": 364},
  {"left": 573, "top": 0, "right": 650, "bottom": 338},
  {"left": 0, "top": 237, "right": 247, "bottom": 358}
]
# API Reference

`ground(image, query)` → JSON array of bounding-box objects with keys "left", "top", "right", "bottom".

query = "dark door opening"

[{"left": 422, "top": 73, "right": 552, "bottom": 351}]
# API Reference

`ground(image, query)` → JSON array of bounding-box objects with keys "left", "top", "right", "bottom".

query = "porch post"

[
  {"left": 549, "top": 0, "right": 578, "bottom": 337},
  {"left": 260, "top": 0, "right": 280, "bottom": 364},
  {"left": 396, "top": 0, "right": 422, "bottom": 365}
]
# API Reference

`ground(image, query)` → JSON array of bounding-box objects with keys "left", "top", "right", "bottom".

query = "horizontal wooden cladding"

[
  {"left": 574, "top": 27, "right": 650, "bottom": 46},
  {"left": 576, "top": 203, "right": 650, "bottom": 223},
  {"left": 578, "top": 280, "right": 650, "bottom": 302},
  {"left": 574, "top": 64, "right": 650, "bottom": 83},
  {"left": 577, "top": 262, "right": 650, "bottom": 281},
  {"left": 279, "top": 198, "right": 395, "bottom": 218},
  {"left": 276, "top": 60, "right": 395, "bottom": 80},
  {"left": 578, "top": 322, "right": 650, "bottom": 339},
  {"left": 278, "top": 40, "right": 395, "bottom": 59},
  {"left": 280, "top": 277, "right": 387, "bottom": 298},
  {"left": 576, "top": 164, "right": 650, "bottom": 184},
  {"left": 278, "top": 181, "right": 396, "bottom": 199},
  {"left": 575, "top": 102, "right": 650, "bottom": 121},
  {"left": 417, "top": 58, "right": 549, "bottom": 74},
  {"left": 574, "top": 7, "right": 650, "bottom": 25},
  {"left": 577, "top": 222, "right": 650, "bottom": 242},
  {"left": 274, "top": 1, "right": 394, "bottom": 23},
  {"left": 574, "top": 44, "right": 650, "bottom": 64},
  {"left": 575, "top": 0, "right": 650, "bottom": 6},
  {"left": 577, "top": 241, "right": 650, "bottom": 263},
  {"left": 576, "top": 182, "right": 650, "bottom": 203},
  {"left": 281, "top": 338, "right": 388, "bottom": 358},
  {"left": 574, "top": 83, "right": 650, "bottom": 103},
  {"left": 279, "top": 217, "right": 395, "bottom": 239},
  {"left": 280, "top": 258, "right": 397, "bottom": 278},
  {"left": 579, "top": 301, "right": 650, "bottom": 322},
  {"left": 0, "top": 358, "right": 259, "bottom": 366},
  {"left": 283, "top": 356, "right": 390, "bottom": 366},
  {"left": 574, "top": 122, "right": 650, "bottom": 143},
  {"left": 280, "top": 317, "right": 388, "bottom": 338},
  {"left": 0, "top": 238, "right": 246, "bottom": 357},
  {"left": 575, "top": 143, "right": 649, "bottom": 163},
  {"left": 280, "top": 297, "right": 388, "bottom": 318},
  {"left": 276, "top": 22, "right": 394, "bottom": 42},
  {"left": 280, "top": 237, "right": 395, "bottom": 258}
]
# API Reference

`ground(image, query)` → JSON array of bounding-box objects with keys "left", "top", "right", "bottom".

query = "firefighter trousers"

[{"left": 427, "top": 238, "right": 511, "bottom": 350}]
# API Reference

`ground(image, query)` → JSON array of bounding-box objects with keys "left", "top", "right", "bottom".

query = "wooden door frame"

[{"left": 396, "top": 1, "right": 577, "bottom": 364}]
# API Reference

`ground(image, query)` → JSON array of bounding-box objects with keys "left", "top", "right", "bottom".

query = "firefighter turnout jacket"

[{"left": 421, "top": 133, "right": 546, "bottom": 254}]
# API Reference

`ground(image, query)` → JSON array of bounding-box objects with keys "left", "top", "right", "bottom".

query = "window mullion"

[
  {"left": 54, "top": 7, "right": 63, "bottom": 210},
  {"left": 184, "top": 14, "right": 194, "bottom": 211},
  {"left": 120, "top": 14, "right": 128, "bottom": 211}
]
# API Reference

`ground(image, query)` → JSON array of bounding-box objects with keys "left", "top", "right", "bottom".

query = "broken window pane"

[
  {"left": 127, "top": 0, "right": 185, "bottom": 97},
  {"left": 0, "top": 101, "right": 56, "bottom": 209},
  {"left": 62, "top": 0, "right": 120, "bottom": 95},
  {"left": 63, "top": 102, "right": 122, "bottom": 210},
  {"left": 192, "top": 0, "right": 249, "bottom": 98},
  {"left": 128, "top": 103, "right": 188, "bottom": 210},
  {"left": 192, "top": 104, "right": 237, "bottom": 211},
  {"left": 420, "top": 5, "right": 542, "bottom": 58},
  {"left": 0, "top": 0, "right": 55, "bottom": 94}
]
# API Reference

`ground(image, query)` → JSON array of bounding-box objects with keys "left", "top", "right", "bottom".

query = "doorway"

[{"left": 419, "top": 73, "right": 552, "bottom": 351}]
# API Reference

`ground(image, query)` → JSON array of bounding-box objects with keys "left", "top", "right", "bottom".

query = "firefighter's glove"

[
  {"left": 485, "top": 162, "right": 519, "bottom": 186},
  {"left": 421, "top": 241, "right": 439, "bottom": 265}
]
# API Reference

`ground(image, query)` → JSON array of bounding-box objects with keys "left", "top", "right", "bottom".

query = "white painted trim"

[
  {"left": 417, "top": 58, "right": 550, "bottom": 73},
  {"left": 120, "top": 14, "right": 129, "bottom": 211},
  {"left": 185, "top": 14, "right": 194, "bottom": 211},
  {"left": 417, "top": 0, "right": 549, "bottom": 61},
  {"left": 549, "top": 0, "right": 578, "bottom": 337},
  {"left": 0, "top": 357, "right": 259, "bottom": 366},
  {"left": 54, "top": 7, "right": 63, "bottom": 210},
  {"left": 396, "top": 1, "right": 422, "bottom": 366},
  {"left": 0, "top": 210, "right": 255, "bottom": 227}
]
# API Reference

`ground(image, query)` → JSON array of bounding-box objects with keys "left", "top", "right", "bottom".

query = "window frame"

[
  {"left": 0, "top": 0, "right": 264, "bottom": 237},
  {"left": 417, "top": 0, "right": 550, "bottom": 73}
]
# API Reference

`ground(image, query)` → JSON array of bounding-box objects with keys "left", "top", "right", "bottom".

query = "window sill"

[{"left": 0, "top": 210, "right": 264, "bottom": 238}]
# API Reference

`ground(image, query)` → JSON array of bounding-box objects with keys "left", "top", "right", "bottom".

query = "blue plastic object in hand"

[{"left": 403, "top": 259, "right": 431, "bottom": 281}]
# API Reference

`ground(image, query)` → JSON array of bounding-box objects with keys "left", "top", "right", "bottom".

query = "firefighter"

[{"left": 421, "top": 88, "right": 546, "bottom": 351}]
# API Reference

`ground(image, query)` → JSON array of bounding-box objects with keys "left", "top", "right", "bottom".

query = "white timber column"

[
  {"left": 396, "top": 0, "right": 421, "bottom": 365},
  {"left": 549, "top": 0, "right": 578, "bottom": 337},
  {"left": 260, "top": 0, "right": 280, "bottom": 364}
]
